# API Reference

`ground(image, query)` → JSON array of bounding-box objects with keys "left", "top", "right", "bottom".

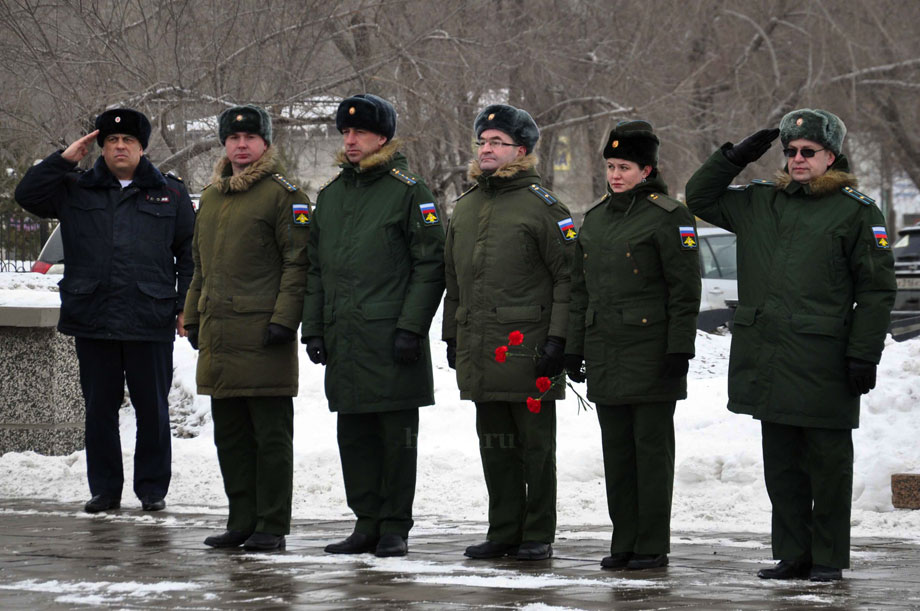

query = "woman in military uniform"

[{"left": 566, "top": 121, "right": 701, "bottom": 570}]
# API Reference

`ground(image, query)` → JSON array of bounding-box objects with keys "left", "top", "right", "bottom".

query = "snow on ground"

[{"left": 2, "top": 272, "right": 920, "bottom": 540}]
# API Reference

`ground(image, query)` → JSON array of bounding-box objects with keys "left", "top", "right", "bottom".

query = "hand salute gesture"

[{"left": 62, "top": 129, "right": 99, "bottom": 163}]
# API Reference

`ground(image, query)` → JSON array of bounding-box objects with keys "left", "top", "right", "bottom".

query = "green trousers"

[
  {"left": 211, "top": 396, "right": 293, "bottom": 535},
  {"left": 337, "top": 408, "right": 418, "bottom": 539},
  {"left": 475, "top": 401, "right": 557, "bottom": 544},
  {"left": 761, "top": 421, "right": 853, "bottom": 569},
  {"left": 597, "top": 401, "right": 675, "bottom": 555}
]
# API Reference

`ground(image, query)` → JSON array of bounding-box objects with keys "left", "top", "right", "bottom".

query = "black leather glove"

[
  {"left": 393, "top": 329, "right": 421, "bottom": 364},
  {"left": 445, "top": 338, "right": 457, "bottom": 370},
  {"left": 846, "top": 358, "right": 877, "bottom": 396},
  {"left": 186, "top": 325, "right": 199, "bottom": 351},
  {"left": 661, "top": 353, "right": 692, "bottom": 378},
  {"left": 564, "top": 353, "right": 585, "bottom": 383},
  {"left": 304, "top": 336, "right": 327, "bottom": 365},
  {"left": 723, "top": 128, "right": 780, "bottom": 167},
  {"left": 535, "top": 336, "right": 566, "bottom": 378},
  {"left": 262, "top": 323, "right": 295, "bottom": 346}
]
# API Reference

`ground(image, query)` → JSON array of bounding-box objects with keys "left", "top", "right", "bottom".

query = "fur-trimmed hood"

[
  {"left": 774, "top": 168, "right": 858, "bottom": 197},
  {"left": 334, "top": 138, "right": 402, "bottom": 172},
  {"left": 468, "top": 153, "right": 539, "bottom": 181},
  {"left": 210, "top": 146, "right": 281, "bottom": 193}
]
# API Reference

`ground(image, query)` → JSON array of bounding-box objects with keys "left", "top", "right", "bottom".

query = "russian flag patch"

[
  {"left": 557, "top": 217, "right": 577, "bottom": 241},
  {"left": 292, "top": 203, "right": 310, "bottom": 226},
  {"left": 679, "top": 226, "right": 697, "bottom": 249},
  {"left": 419, "top": 202, "right": 440, "bottom": 225},
  {"left": 873, "top": 225, "right": 889, "bottom": 249}
]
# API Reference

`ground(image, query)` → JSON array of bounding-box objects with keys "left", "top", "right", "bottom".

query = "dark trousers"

[
  {"left": 74, "top": 337, "right": 173, "bottom": 501},
  {"left": 211, "top": 396, "right": 293, "bottom": 535},
  {"left": 475, "top": 401, "right": 557, "bottom": 544},
  {"left": 761, "top": 421, "right": 853, "bottom": 569},
  {"left": 597, "top": 402, "right": 675, "bottom": 555},
  {"left": 337, "top": 409, "right": 419, "bottom": 539}
]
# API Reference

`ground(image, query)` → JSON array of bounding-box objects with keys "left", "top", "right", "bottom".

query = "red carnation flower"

[
  {"left": 526, "top": 397, "right": 542, "bottom": 413},
  {"left": 495, "top": 345, "right": 509, "bottom": 363},
  {"left": 535, "top": 376, "right": 552, "bottom": 393},
  {"left": 508, "top": 330, "right": 524, "bottom": 346}
]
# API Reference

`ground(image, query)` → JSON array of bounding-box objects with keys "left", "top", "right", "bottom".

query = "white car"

[{"left": 696, "top": 227, "right": 738, "bottom": 331}]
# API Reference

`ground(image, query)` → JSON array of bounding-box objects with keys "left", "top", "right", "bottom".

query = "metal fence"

[{"left": 0, "top": 209, "right": 55, "bottom": 272}]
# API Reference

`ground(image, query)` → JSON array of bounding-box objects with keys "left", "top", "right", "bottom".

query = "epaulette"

[
  {"left": 584, "top": 192, "right": 610, "bottom": 216},
  {"left": 842, "top": 185, "right": 875, "bottom": 206},
  {"left": 317, "top": 171, "right": 341, "bottom": 194},
  {"left": 165, "top": 171, "right": 183, "bottom": 183},
  {"left": 201, "top": 182, "right": 214, "bottom": 192},
  {"left": 272, "top": 173, "right": 298, "bottom": 192},
  {"left": 750, "top": 178, "right": 775, "bottom": 186},
  {"left": 727, "top": 184, "right": 749, "bottom": 191},
  {"left": 389, "top": 167, "right": 418, "bottom": 186},
  {"left": 647, "top": 192, "right": 679, "bottom": 212},
  {"left": 528, "top": 183, "right": 557, "bottom": 205},
  {"left": 455, "top": 184, "right": 478, "bottom": 201}
]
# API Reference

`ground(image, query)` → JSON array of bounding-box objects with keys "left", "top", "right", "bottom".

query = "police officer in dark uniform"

[
  {"left": 567, "top": 120, "right": 701, "bottom": 570},
  {"left": 15, "top": 108, "right": 195, "bottom": 514}
]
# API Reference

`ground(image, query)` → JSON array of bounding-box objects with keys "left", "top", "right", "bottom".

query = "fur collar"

[
  {"left": 210, "top": 147, "right": 280, "bottom": 193},
  {"left": 468, "top": 153, "right": 538, "bottom": 181},
  {"left": 773, "top": 168, "right": 858, "bottom": 197},
  {"left": 334, "top": 138, "right": 401, "bottom": 171},
  {"left": 77, "top": 154, "right": 165, "bottom": 189}
]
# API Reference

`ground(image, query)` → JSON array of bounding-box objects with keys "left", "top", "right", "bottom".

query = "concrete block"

[{"left": 892, "top": 473, "right": 920, "bottom": 509}]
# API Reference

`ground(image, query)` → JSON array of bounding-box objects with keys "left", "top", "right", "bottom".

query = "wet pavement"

[{"left": 1, "top": 499, "right": 919, "bottom": 610}]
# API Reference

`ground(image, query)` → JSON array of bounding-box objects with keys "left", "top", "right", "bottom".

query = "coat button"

[
  {"left": 626, "top": 252, "right": 631, "bottom": 257},
  {"left": 633, "top": 269, "right": 639, "bottom": 274},
  {"left": 642, "top": 317, "right": 648, "bottom": 324}
]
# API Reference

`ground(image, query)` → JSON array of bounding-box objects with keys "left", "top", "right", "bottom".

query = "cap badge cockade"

[
  {"left": 348, "top": 106, "right": 356, "bottom": 115},
  {"left": 114, "top": 116, "right": 121, "bottom": 123},
  {"left": 611, "top": 139, "right": 619, "bottom": 148},
  {"left": 487, "top": 113, "right": 495, "bottom": 120},
  {"left": 796, "top": 117, "right": 803, "bottom": 126}
]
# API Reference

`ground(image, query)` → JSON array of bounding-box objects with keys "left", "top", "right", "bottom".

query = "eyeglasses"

[
  {"left": 782, "top": 146, "right": 825, "bottom": 158},
  {"left": 476, "top": 139, "right": 519, "bottom": 149}
]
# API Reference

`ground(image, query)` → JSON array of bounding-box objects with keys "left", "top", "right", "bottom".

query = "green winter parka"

[
  {"left": 568, "top": 172, "right": 701, "bottom": 405},
  {"left": 443, "top": 155, "right": 577, "bottom": 402},
  {"left": 301, "top": 140, "right": 446, "bottom": 414},
  {"left": 686, "top": 149, "right": 896, "bottom": 429},
  {"left": 184, "top": 148, "right": 310, "bottom": 398}
]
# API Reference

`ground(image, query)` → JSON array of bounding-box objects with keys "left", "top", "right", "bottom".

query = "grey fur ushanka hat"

[
  {"left": 218, "top": 105, "right": 273, "bottom": 145},
  {"left": 474, "top": 104, "right": 540, "bottom": 154},
  {"left": 779, "top": 108, "right": 846, "bottom": 154}
]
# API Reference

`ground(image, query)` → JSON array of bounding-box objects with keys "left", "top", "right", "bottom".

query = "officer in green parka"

[
  {"left": 302, "top": 94, "right": 445, "bottom": 558},
  {"left": 185, "top": 105, "right": 310, "bottom": 552},
  {"left": 686, "top": 109, "right": 896, "bottom": 582},
  {"left": 567, "top": 120, "right": 701, "bottom": 571},
  {"left": 443, "top": 104, "right": 577, "bottom": 562}
]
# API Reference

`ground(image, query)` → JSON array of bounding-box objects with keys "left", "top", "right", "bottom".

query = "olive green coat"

[
  {"left": 568, "top": 173, "right": 701, "bottom": 405},
  {"left": 301, "top": 141, "right": 445, "bottom": 413},
  {"left": 443, "top": 155, "right": 576, "bottom": 402},
  {"left": 184, "top": 148, "right": 310, "bottom": 398},
  {"left": 686, "top": 149, "right": 896, "bottom": 429}
]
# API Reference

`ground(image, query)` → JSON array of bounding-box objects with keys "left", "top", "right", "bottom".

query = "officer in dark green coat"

[
  {"left": 566, "top": 121, "right": 700, "bottom": 571},
  {"left": 184, "top": 105, "right": 310, "bottom": 552},
  {"left": 686, "top": 109, "right": 896, "bottom": 582},
  {"left": 302, "top": 94, "right": 445, "bottom": 558},
  {"left": 443, "top": 104, "right": 576, "bottom": 561}
]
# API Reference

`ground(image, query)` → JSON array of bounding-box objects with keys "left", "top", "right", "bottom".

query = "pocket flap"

[
  {"left": 232, "top": 295, "right": 276, "bottom": 313},
  {"left": 71, "top": 199, "right": 105, "bottom": 211},
  {"left": 137, "top": 281, "right": 177, "bottom": 300},
  {"left": 622, "top": 305, "right": 666, "bottom": 326},
  {"left": 732, "top": 305, "right": 757, "bottom": 327},
  {"left": 455, "top": 306, "right": 469, "bottom": 324},
  {"left": 496, "top": 305, "right": 542, "bottom": 323},
  {"left": 361, "top": 300, "right": 402, "bottom": 320},
  {"left": 791, "top": 314, "right": 844, "bottom": 337},
  {"left": 585, "top": 307, "right": 596, "bottom": 327},
  {"left": 323, "top": 304, "right": 335, "bottom": 324},
  {"left": 138, "top": 201, "right": 177, "bottom": 218},
  {"left": 198, "top": 294, "right": 208, "bottom": 313},
  {"left": 59, "top": 276, "right": 100, "bottom": 295}
]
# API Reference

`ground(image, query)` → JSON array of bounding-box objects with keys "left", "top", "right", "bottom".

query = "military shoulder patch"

[
  {"left": 318, "top": 171, "right": 341, "bottom": 194},
  {"left": 647, "top": 192, "right": 679, "bottom": 212},
  {"left": 272, "top": 173, "right": 298, "bottom": 192},
  {"left": 419, "top": 202, "right": 440, "bottom": 225},
  {"left": 389, "top": 168, "right": 418, "bottom": 185},
  {"left": 842, "top": 186, "right": 876, "bottom": 206},
  {"left": 455, "top": 184, "right": 478, "bottom": 201},
  {"left": 528, "top": 184, "right": 557, "bottom": 205},
  {"left": 751, "top": 178, "right": 775, "bottom": 186},
  {"left": 165, "top": 171, "right": 183, "bottom": 183},
  {"left": 872, "top": 225, "right": 890, "bottom": 249},
  {"left": 557, "top": 217, "right": 577, "bottom": 242},
  {"left": 292, "top": 202, "right": 310, "bottom": 226},
  {"left": 679, "top": 225, "right": 698, "bottom": 249}
]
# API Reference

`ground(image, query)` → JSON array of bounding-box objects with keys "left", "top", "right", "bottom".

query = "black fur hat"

[
  {"left": 603, "top": 120, "right": 659, "bottom": 168},
  {"left": 218, "top": 105, "right": 272, "bottom": 145},
  {"left": 335, "top": 94, "right": 397, "bottom": 141},
  {"left": 474, "top": 104, "right": 540, "bottom": 154},
  {"left": 95, "top": 108, "right": 151, "bottom": 149},
  {"left": 779, "top": 108, "right": 846, "bottom": 154}
]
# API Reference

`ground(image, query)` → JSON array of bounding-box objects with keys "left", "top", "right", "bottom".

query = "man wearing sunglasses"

[
  {"left": 443, "top": 104, "right": 577, "bottom": 561},
  {"left": 686, "top": 109, "right": 896, "bottom": 582}
]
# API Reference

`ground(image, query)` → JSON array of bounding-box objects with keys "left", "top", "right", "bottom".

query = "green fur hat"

[
  {"left": 603, "top": 120, "right": 659, "bottom": 168},
  {"left": 218, "top": 105, "right": 272, "bottom": 145},
  {"left": 779, "top": 109, "right": 846, "bottom": 154},
  {"left": 335, "top": 94, "right": 397, "bottom": 141},
  {"left": 474, "top": 104, "right": 540, "bottom": 154}
]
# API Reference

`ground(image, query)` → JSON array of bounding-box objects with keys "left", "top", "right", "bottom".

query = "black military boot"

[
  {"left": 601, "top": 552, "right": 633, "bottom": 569},
  {"left": 243, "top": 532, "right": 285, "bottom": 552},
  {"left": 627, "top": 553, "right": 669, "bottom": 569},
  {"left": 324, "top": 532, "right": 378, "bottom": 554},
  {"left": 464, "top": 540, "right": 519, "bottom": 559},
  {"left": 84, "top": 495, "right": 120, "bottom": 513},
  {"left": 375, "top": 534, "right": 408, "bottom": 558},
  {"left": 203, "top": 530, "right": 252, "bottom": 548},
  {"left": 516, "top": 542, "right": 553, "bottom": 561},
  {"left": 757, "top": 559, "right": 811, "bottom": 579},
  {"left": 809, "top": 564, "right": 843, "bottom": 582}
]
